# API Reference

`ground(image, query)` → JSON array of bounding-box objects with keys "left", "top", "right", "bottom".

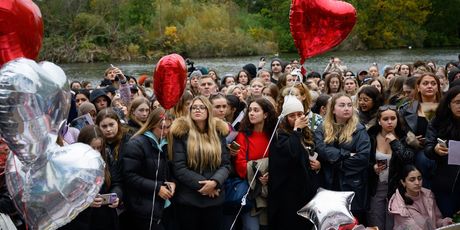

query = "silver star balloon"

[{"left": 297, "top": 188, "right": 355, "bottom": 230}]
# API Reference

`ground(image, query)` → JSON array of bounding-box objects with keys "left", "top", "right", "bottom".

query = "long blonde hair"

[
  {"left": 323, "top": 93, "right": 359, "bottom": 144},
  {"left": 175, "top": 96, "right": 223, "bottom": 171}
]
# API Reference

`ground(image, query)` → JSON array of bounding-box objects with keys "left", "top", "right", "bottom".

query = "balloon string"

[
  {"left": 230, "top": 77, "right": 301, "bottom": 229},
  {"left": 12, "top": 153, "right": 28, "bottom": 230},
  {"left": 149, "top": 117, "right": 166, "bottom": 230}
]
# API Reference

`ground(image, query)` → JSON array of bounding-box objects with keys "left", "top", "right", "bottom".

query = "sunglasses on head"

[{"left": 379, "top": 105, "right": 397, "bottom": 111}]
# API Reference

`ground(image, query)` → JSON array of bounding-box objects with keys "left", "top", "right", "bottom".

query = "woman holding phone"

[
  {"left": 122, "top": 107, "right": 174, "bottom": 229},
  {"left": 425, "top": 86, "right": 460, "bottom": 218},
  {"left": 61, "top": 125, "right": 122, "bottom": 230},
  {"left": 367, "top": 105, "right": 414, "bottom": 230}
]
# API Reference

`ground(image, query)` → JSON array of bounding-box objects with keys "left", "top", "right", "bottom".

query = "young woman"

[
  {"left": 324, "top": 72, "right": 342, "bottom": 96},
  {"left": 127, "top": 97, "right": 150, "bottom": 135},
  {"left": 357, "top": 86, "right": 384, "bottom": 130},
  {"left": 221, "top": 75, "right": 236, "bottom": 87},
  {"left": 234, "top": 97, "right": 277, "bottom": 229},
  {"left": 96, "top": 108, "right": 131, "bottom": 165},
  {"left": 122, "top": 108, "right": 174, "bottom": 229},
  {"left": 311, "top": 94, "right": 331, "bottom": 118},
  {"left": 248, "top": 78, "right": 265, "bottom": 100},
  {"left": 75, "top": 89, "right": 91, "bottom": 109},
  {"left": 314, "top": 93, "right": 371, "bottom": 222},
  {"left": 226, "top": 84, "right": 245, "bottom": 102},
  {"left": 425, "top": 86, "right": 460, "bottom": 217},
  {"left": 171, "top": 90, "right": 193, "bottom": 119},
  {"left": 268, "top": 96, "right": 320, "bottom": 230},
  {"left": 169, "top": 96, "right": 231, "bottom": 230},
  {"left": 398, "top": 64, "right": 411, "bottom": 78},
  {"left": 399, "top": 73, "right": 442, "bottom": 188},
  {"left": 236, "top": 69, "right": 251, "bottom": 86},
  {"left": 209, "top": 93, "right": 228, "bottom": 121},
  {"left": 262, "top": 83, "right": 279, "bottom": 102},
  {"left": 387, "top": 76, "right": 407, "bottom": 107},
  {"left": 367, "top": 105, "right": 414, "bottom": 230},
  {"left": 344, "top": 77, "right": 359, "bottom": 97},
  {"left": 388, "top": 165, "right": 452, "bottom": 230},
  {"left": 62, "top": 125, "right": 122, "bottom": 230}
]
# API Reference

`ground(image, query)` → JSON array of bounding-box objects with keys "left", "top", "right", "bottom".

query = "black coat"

[
  {"left": 268, "top": 129, "right": 318, "bottom": 230},
  {"left": 121, "top": 133, "right": 171, "bottom": 221},
  {"left": 425, "top": 122, "right": 460, "bottom": 194},
  {"left": 367, "top": 126, "right": 414, "bottom": 198},
  {"left": 314, "top": 123, "right": 371, "bottom": 212},
  {"left": 170, "top": 117, "right": 231, "bottom": 208}
]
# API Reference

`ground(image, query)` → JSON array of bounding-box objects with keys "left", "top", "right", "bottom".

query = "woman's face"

[
  {"left": 211, "top": 97, "right": 228, "bottom": 120},
  {"left": 232, "top": 87, "right": 244, "bottom": 101},
  {"left": 133, "top": 103, "right": 150, "bottom": 123},
  {"left": 152, "top": 119, "right": 172, "bottom": 139},
  {"left": 238, "top": 72, "right": 249, "bottom": 85},
  {"left": 371, "top": 80, "right": 382, "bottom": 93},
  {"left": 399, "top": 65, "right": 410, "bottom": 77},
  {"left": 248, "top": 102, "right": 265, "bottom": 126},
  {"left": 379, "top": 109, "right": 397, "bottom": 133},
  {"left": 208, "top": 71, "right": 217, "bottom": 81},
  {"left": 190, "top": 100, "right": 208, "bottom": 123},
  {"left": 329, "top": 77, "right": 340, "bottom": 93},
  {"left": 284, "top": 64, "right": 292, "bottom": 73},
  {"left": 90, "top": 138, "right": 103, "bottom": 153},
  {"left": 75, "top": 93, "right": 89, "bottom": 108},
  {"left": 262, "top": 87, "right": 272, "bottom": 98},
  {"left": 344, "top": 79, "right": 357, "bottom": 94},
  {"left": 318, "top": 80, "right": 325, "bottom": 92},
  {"left": 358, "top": 93, "right": 374, "bottom": 112},
  {"left": 450, "top": 93, "right": 460, "bottom": 118},
  {"left": 250, "top": 81, "right": 264, "bottom": 96},
  {"left": 225, "top": 77, "right": 235, "bottom": 87},
  {"left": 369, "top": 66, "right": 379, "bottom": 77},
  {"left": 401, "top": 169, "right": 422, "bottom": 196},
  {"left": 287, "top": 111, "right": 303, "bottom": 128},
  {"left": 99, "top": 117, "right": 119, "bottom": 140},
  {"left": 286, "top": 74, "right": 296, "bottom": 86},
  {"left": 190, "top": 76, "right": 199, "bottom": 88},
  {"left": 385, "top": 73, "right": 395, "bottom": 84},
  {"left": 333, "top": 96, "right": 353, "bottom": 122},
  {"left": 417, "top": 76, "right": 438, "bottom": 99}
]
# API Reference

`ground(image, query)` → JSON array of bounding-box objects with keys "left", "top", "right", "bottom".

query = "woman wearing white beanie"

[{"left": 268, "top": 95, "right": 321, "bottom": 230}]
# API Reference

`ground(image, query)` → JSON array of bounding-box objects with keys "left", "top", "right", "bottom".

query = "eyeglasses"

[
  {"left": 379, "top": 105, "right": 397, "bottom": 111},
  {"left": 191, "top": 105, "right": 207, "bottom": 111}
]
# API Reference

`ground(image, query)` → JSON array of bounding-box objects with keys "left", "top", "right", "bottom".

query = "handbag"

[{"left": 223, "top": 135, "right": 250, "bottom": 207}]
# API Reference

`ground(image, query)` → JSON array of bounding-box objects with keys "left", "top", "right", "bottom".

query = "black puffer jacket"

[
  {"left": 122, "top": 133, "right": 171, "bottom": 220},
  {"left": 170, "top": 117, "right": 231, "bottom": 208}
]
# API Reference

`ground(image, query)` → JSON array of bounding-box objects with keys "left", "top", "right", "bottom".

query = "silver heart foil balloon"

[
  {"left": 0, "top": 58, "right": 70, "bottom": 166},
  {"left": 6, "top": 140, "right": 105, "bottom": 230},
  {"left": 297, "top": 188, "right": 355, "bottom": 230}
]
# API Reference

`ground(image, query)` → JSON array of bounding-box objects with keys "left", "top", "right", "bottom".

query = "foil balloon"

[
  {"left": 0, "top": 58, "right": 70, "bottom": 166},
  {"left": 0, "top": 0, "right": 43, "bottom": 66},
  {"left": 154, "top": 53, "right": 187, "bottom": 109},
  {"left": 290, "top": 0, "right": 356, "bottom": 64},
  {"left": 6, "top": 141, "right": 105, "bottom": 230},
  {"left": 297, "top": 188, "right": 355, "bottom": 230}
]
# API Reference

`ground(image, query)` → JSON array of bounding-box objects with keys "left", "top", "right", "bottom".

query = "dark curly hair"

[{"left": 239, "top": 97, "right": 277, "bottom": 137}]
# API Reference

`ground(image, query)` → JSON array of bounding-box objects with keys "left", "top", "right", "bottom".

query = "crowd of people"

[{"left": 1, "top": 54, "right": 460, "bottom": 230}]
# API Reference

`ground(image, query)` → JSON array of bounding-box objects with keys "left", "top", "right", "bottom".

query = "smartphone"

[
  {"left": 99, "top": 193, "right": 118, "bottom": 205},
  {"left": 377, "top": 159, "right": 388, "bottom": 169},
  {"left": 230, "top": 141, "right": 241, "bottom": 150},
  {"left": 437, "top": 138, "right": 447, "bottom": 148},
  {"left": 260, "top": 56, "right": 265, "bottom": 62}
]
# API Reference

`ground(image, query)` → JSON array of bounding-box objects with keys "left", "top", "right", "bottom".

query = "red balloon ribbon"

[
  {"left": 290, "top": 0, "right": 356, "bottom": 66},
  {"left": 0, "top": 0, "right": 43, "bottom": 66},
  {"left": 153, "top": 54, "right": 187, "bottom": 109}
]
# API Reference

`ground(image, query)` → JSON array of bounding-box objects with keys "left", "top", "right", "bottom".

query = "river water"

[{"left": 61, "top": 48, "right": 459, "bottom": 84}]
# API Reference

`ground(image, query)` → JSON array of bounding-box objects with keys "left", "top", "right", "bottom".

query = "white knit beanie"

[{"left": 281, "top": 95, "right": 304, "bottom": 116}]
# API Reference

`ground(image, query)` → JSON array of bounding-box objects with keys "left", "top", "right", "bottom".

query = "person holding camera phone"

[
  {"left": 366, "top": 105, "right": 414, "bottom": 230},
  {"left": 122, "top": 108, "right": 174, "bottom": 230}
]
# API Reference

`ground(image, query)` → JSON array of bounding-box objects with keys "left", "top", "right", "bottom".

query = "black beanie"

[{"left": 242, "top": 63, "right": 257, "bottom": 79}]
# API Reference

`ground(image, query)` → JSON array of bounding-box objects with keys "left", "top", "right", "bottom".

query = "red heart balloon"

[
  {"left": 290, "top": 0, "right": 356, "bottom": 64},
  {"left": 0, "top": 0, "right": 43, "bottom": 66},
  {"left": 154, "top": 54, "right": 187, "bottom": 109}
]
